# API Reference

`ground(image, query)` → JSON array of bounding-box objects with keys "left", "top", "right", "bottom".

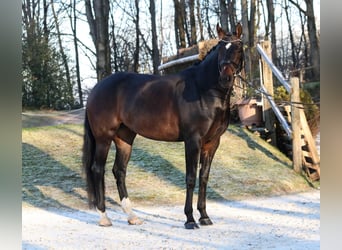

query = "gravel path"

[{"left": 22, "top": 190, "right": 319, "bottom": 250}]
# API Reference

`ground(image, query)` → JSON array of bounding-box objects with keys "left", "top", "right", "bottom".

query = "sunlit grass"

[{"left": 22, "top": 124, "right": 313, "bottom": 210}]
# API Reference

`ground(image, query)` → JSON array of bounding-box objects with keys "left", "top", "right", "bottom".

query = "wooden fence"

[{"left": 257, "top": 40, "right": 320, "bottom": 181}]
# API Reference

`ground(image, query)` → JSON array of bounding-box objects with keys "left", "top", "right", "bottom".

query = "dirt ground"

[
  {"left": 22, "top": 190, "right": 319, "bottom": 249},
  {"left": 22, "top": 108, "right": 85, "bottom": 128}
]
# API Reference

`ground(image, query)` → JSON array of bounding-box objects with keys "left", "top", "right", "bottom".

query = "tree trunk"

[
  {"left": 149, "top": 0, "right": 160, "bottom": 74},
  {"left": 241, "top": 0, "right": 251, "bottom": 80},
  {"left": 305, "top": 0, "right": 320, "bottom": 81},
  {"left": 266, "top": 0, "right": 278, "bottom": 66},
  {"left": 284, "top": 4, "right": 297, "bottom": 69},
  {"left": 288, "top": 0, "right": 320, "bottom": 80},
  {"left": 133, "top": 0, "right": 140, "bottom": 72},
  {"left": 227, "top": 0, "right": 236, "bottom": 31},
  {"left": 203, "top": 0, "right": 214, "bottom": 38},
  {"left": 173, "top": 0, "right": 186, "bottom": 48},
  {"left": 51, "top": 0, "right": 73, "bottom": 100},
  {"left": 43, "top": 0, "right": 50, "bottom": 107},
  {"left": 249, "top": 0, "right": 256, "bottom": 47},
  {"left": 159, "top": 0, "right": 164, "bottom": 59},
  {"left": 110, "top": 12, "right": 119, "bottom": 73},
  {"left": 70, "top": 0, "right": 83, "bottom": 107},
  {"left": 299, "top": 9, "right": 309, "bottom": 75},
  {"left": 196, "top": 0, "right": 204, "bottom": 41},
  {"left": 189, "top": 0, "right": 197, "bottom": 45},
  {"left": 85, "top": 0, "right": 111, "bottom": 81},
  {"left": 219, "top": 0, "right": 229, "bottom": 32}
]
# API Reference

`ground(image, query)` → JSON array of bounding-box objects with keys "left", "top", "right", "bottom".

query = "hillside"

[{"left": 22, "top": 123, "right": 314, "bottom": 210}]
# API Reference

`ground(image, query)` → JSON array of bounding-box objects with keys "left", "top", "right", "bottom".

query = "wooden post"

[
  {"left": 260, "top": 40, "right": 276, "bottom": 146},
  {"left": 291, "top": 77, "right": 302, "bottom": 173}
]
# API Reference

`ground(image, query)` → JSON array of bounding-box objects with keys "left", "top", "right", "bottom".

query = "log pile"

[{"left": 160, "top": 39, "right": 219, "bottom": 75}]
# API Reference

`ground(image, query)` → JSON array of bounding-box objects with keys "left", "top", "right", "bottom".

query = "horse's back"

[{"left": 86, "top": 72, "right": 183, "bottom": 141}]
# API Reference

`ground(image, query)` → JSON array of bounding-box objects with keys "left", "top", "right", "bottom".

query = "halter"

[{"left": 218, "top": 38, "right": 243, "bottom": 77}]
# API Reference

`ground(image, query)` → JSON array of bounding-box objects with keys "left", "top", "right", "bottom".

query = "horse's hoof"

[
  {"left": 184, "top": 221, "right": 200, "bottom": 229},
  {"left": 128, "top": 215, "right": 143, "bottom": 225},
  {"left": 199, "top": 217, "right": 213, "bottom": 226},
  {"left": 99, "top": 217, "right": 112, "bottom": 227}
]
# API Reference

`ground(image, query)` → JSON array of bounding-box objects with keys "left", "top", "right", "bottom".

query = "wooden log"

[
  {"left": 198, "top": 39, "right": 219, "bottom": 60},
  {"left": 158, "top": 39, "right": 219, "bottom": 73},
  {"left": 158, "top": 54, "right": 199, "bottom": 71}
]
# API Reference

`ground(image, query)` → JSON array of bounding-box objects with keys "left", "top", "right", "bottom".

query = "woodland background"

[{"left": 22, "top": 0, "right": 320, "bottom": 110}]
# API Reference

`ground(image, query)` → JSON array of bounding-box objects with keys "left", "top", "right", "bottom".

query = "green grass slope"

[{"left": 22, "top": 124, "right": 313, "bottom": 210}]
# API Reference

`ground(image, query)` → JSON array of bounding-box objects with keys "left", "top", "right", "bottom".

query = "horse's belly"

[{"left": 124, "top": 114, "right": 181, "bottom": 142}]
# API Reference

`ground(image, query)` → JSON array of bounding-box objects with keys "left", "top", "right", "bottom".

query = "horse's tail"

[{"left": 82, "top": 110, "right": 96, "bottom": 208}]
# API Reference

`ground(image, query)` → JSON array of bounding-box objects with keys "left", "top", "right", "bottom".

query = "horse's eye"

[{"left": 225, "top": 43, "right": 231, "bottom": 50}]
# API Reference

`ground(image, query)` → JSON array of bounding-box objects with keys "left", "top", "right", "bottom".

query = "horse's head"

[{"left": 216, "top": 23, "right": 244, "bottom": 89}]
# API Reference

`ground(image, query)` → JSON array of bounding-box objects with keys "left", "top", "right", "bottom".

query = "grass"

[{"left": 22, "top": 123, "right": 314, "bottom": 211}]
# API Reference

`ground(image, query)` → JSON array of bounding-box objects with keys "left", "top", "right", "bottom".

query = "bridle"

[
  {"left": 218, "top": 38, "right": 244, "bottom": 78},
  {"left": 218, "top": 39, "right": 244, "bottom": 89}
]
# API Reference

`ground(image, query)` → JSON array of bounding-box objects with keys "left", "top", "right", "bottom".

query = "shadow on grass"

[
  {"left": 130, "top": 146, "right": 226, "bottom": 201},
  {"left": 228, "top": 127, "right": 291, "bottom": 168},
  {"left": 22, "top": 143, "right": 119, "bottom": 211},
  {"left": 55, "top": 124, "right": 84, "bottom": 137}
]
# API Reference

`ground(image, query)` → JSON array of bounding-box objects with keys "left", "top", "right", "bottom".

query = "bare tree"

[
  {"left": 219, "top": 0, "right": 229, "bottom": 32},
  {"left": 50, "top": 0, "right": 73, "bottom": 100},
  {"left": 189, "top": 0, "right": 197, "bottom": 45},
  {"left": 68, "top": 0, "right": 83, "bottom": 107},
  {"left": 85, "top": 0, "right": 111, "bottom": 81},
  {"left": 227, "top": 0, "right": 236, "bottom": 31},
  {"left": 133, "top": 0, "right": 140, "bottom": 72},
  {"left": 284, "top": 1, "right": 297, "bottom": 69},
  {"left": 304, "top": 0, "right": 320, "bottom": 80},
  {"left": 194, "top": 0, "right": 203, "bottom": 41},
  {"left": 22, "top": 0, "right": 75, "bottom": 109},
  {"left": 240, "top": 0, "right": 251, "bottom": 79},
  {"left": 266, "top": 0, "right": 278, "bottom": 66},
  {"left": 289, "top": 0, "right": 320, "bottom": 80},
  {"left": 202, "top": 0, "right": 214, "bottom": 38},
  {"left": 149, "top": 0, "right": 160, "bottom": 74},
  {"left": 174, "top": 0, "right": 187, "bottom": 48}
]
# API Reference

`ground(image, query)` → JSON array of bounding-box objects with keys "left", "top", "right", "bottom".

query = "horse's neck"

[
  {"left": 196, "top": 50, "right": 219, "bottom": 86},
  {"left": 196, "top": 50, "right": 232, "bottom": 104}
]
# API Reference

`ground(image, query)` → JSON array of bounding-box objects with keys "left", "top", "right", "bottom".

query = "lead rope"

[{"left": 233, "top": 73, "right": 320, "bottom": 109}]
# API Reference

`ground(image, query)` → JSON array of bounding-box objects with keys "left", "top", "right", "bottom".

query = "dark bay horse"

[{"left": 82, "top": 23, "right": 244, "bottom": 229}]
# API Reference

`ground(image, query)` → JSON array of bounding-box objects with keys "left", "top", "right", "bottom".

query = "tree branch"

[{"left": 288, "top": 0, "right": 306, "bottom": 15}]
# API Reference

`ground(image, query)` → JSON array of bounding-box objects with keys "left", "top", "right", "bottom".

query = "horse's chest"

[{"left": 204, "top": 110, "right": 229, "bottom": 139}]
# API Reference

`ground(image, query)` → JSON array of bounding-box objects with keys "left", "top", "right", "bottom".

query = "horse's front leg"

[
  {"left": 184, "top": 137, "right": 201, "bottom": 229},
  {"left": 197, "top": 138, "right": 220, "bottom": 226}
]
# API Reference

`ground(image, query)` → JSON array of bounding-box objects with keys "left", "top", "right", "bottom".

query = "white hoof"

[
  {"left": 99, "top": 216, "right": 112, "bottom": 227},
  {"left": 122, "top": 197, "right": 143, "bottom": 225},
  {"left": 96, "top": 208, "right": 112, "bottom": 227},
  {"left": 128, "top": 215, "right": 143, "bottom": 225}
]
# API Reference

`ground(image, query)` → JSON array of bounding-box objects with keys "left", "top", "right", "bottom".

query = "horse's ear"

[
  {"left": 235, "top": 22, "right": 242, "bottom": 39},
  {"left": 216, "top": 23, "right": 225, "bottom": 39}
]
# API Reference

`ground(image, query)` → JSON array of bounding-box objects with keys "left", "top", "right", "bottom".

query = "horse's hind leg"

[
  {"left": 112, "top": 126, "right": 142, "bottom": 225},
  {"left": 93, "top": 140, "right": 112, "bottom": 226}
]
